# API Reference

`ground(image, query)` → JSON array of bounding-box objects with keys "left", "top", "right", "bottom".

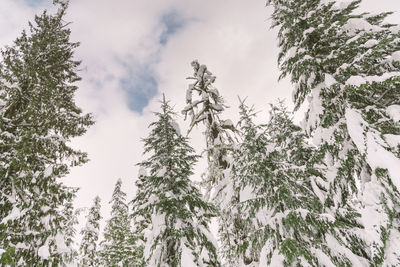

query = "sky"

[{"left": 1, "top": 0, "right": 400, "bottom": 240}]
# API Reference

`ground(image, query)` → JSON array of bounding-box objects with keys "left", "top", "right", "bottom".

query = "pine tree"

[
  {"left": 129, "top": 168, "right": 151, "bottom": 267},
  {"left": 79, "top": 196, "right": 102, "bottom": 267},
  {"left": 266, "top": 0, "right": 400, "bottom": 264},
  {"left": 0, "top": 1, "right": 94, "bottom": 266},
  {"left": 182, "top": 60, "right": 242, "bottom": 265},
  {"left": 132, "top": 96, "right": 220, "bottom": 267},
  {"left": 234, "top": 101, "right": 358, "bottom": 266},
  {"left": 100, "top": 178, "right": 134, "bottom": 267},
  {"left": 61, "top": 195, "right": 80, "bottom": 264}
]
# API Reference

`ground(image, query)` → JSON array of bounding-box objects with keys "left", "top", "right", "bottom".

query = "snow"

[
  {"left": 320, "top": 0, "right": 352, "bottom": 10},
  {"left": 346, "top": 72, "right": 400, "bottom": 87},
  {"left": 269, "top": 250, "right": 285, "bottom": 267},
  {"left": 55, "top": 233, "right": 69, "bottom": 254},
  {"left": 240, "top": 185, "right": 254, "bottom": 202},
  {"left": 342, "top": 18, "right": 381, "bottom": 35},
  {"left": 383, "top": 134, "right": 400, "bottom": 148},
  {"left": 138, "top": 167, "right": 147, "bottom": 177},
  {"left": 365, "top": 131, "right": 400, "bottom": 191},
  {"left": 345, "top": 109, "right": 366, "bottom": 154},
  {"left": 1, "top": 206, "right": 21, "bottom": 224},
  {"left": 156, "top": 166, "right": 167, "bottom": 177},
  {"left": 325, "top": 234, "right": 369, "bottom": 267},
  {"left": 386, "top": 105, "right": 400, "bottom": 122},
  {"left": 357, "top": 181, "right": 388, "bottom": 253},
  {"left": 363, "top": 39, "right": 378, "bottom": 48},
  {"left": 144, "top": 212, "right": 166, "bottom": 262},
  {"left": 383, "top": 229, "right": 400, "bottom": 266},
  {"left": 312, "top": 248, "right": 335, "bottom": 267},
  {"left": 310, "top": 177, "right": 326, "bottom": 203},
  {"left": 0, "top": 248, "right": 5, "bottom": 256},
  {"left": 389, "top": 51, "right": 400, "bottom": 62},
  {"left": 171, "top": 121, "right": 181, "bottom": 135},
  {"left": 44, "top": 166, "right": 53, "bottom": 178},
  {"left": 181, "top": 242, "right": 197, "bottom": 267},
  {"left": 38, "top": 244, "right": 50, "bottom": 259},
  {"left": 222, "top": 119, "right": 234, "bottom": 128}
]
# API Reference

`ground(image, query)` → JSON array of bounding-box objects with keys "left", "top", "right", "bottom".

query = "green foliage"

[
  {"left": 100, "top": 179, "right": 136, "bottom": 267},
  {"left": 79, "top": 196, "right": 102, "bottom": 267},
  {"left": 266, "top": 0, "right": 400, "bottom": 265},
  {"left": 233, "top": 100, "right": 351, "bottom": 266},
  {"left": 0, "top": 1, "right": 93, "bottom": 266},
  {"left": 132, "top": 97, "right": 220, "bottom": 266}
]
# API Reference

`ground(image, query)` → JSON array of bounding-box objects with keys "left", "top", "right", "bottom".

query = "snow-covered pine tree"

[
  {"left": 0, "top": 1, "right": 94, "bottom": 266},
  {"left": 132, "top": 96, "right": 220, "bottom": 266},
  {"left": 182, "top": 61, "right": 243, "bottom": 265},
  {"left": 100, "top": 178, "right": 134, "bottom": 266},
  {"left": 266, "top": 0, "right": 400, "bottom": 264},
  {"left": 79, "top": 196, "right": 102, "bottom": 267},
  {"left": 129, "top": 168, "right": 151, "bottom": 267},
  {"left": 61, "top": 194, "right": 80, "bottom": 264},
  {"left": 234, "top": 100, "right": 354, "bottom": 266}
]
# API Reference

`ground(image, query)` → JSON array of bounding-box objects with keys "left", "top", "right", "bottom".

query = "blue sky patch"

[
  {"left": 24, "top": 0, "right": 46, "bottom": 7},
  {"left": 120, "top": 10, "right": 188, "bottom": 113},
  {"left": 160, "top": 11, "right": 186, "bottom": 45},
  {"left": 120, "top": 65, "right": 158, "bottom": 113}
]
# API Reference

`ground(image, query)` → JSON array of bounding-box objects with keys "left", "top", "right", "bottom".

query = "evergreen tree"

[
  {"left": 132, "top": 96, "right": 220, "bottom": 266},
  {"left": 234, "top": 101, "right": 357, "bottom": 266},
  {"left": 79, "top": 196, "right": 102, "bottom": 267},
  {"left": 61, "top": 195, "right": 80, "bottom": 264},
  {"left": 100, "top": 178, "right": 134, "bottom": 267},
  {"left": 266, "top": 0, "right": 400, "bottom": 264},
  {"left": 0, "top": 1, "right": 94, "bottom": 266},
  {"left": 182, "top": 60, "right": 242, "bottom": 265},
  {"left": 129, "top": 168, "right": 151, "bottom": 267}
]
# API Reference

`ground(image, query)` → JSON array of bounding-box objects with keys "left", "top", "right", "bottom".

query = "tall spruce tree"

[
  {"left": 132, "top": 96, "right": 220, "bottom": 266},
  {"left": 100, "top": 178, "right": 134, "bottom": 266},
  {"left": 61, "top": 195, "right": 80, "bottom": 265},
  {"left": 182, "top": 61, "right": 243, "bottom": 265},
  {"left": 0, "top": 1, "right": 94, "bottom": 266},
  {"left": 129, "top": 168, "right": 151, "bottom": 267},
  {"left": 234, "top": 101, "right": 361, "bottom": 266},
  {"left": 79, "top": 196, "right": 102, "bottom": 267},
  {"left": 266, "top": 0, "right": 400, "bottom": 264}
]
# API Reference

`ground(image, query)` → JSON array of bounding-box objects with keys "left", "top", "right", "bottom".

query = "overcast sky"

[{"left": 1, "top": 0, "right": 400, "bottom": 238}]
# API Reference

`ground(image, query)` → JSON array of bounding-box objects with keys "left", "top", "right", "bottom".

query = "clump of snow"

[
  {"left": 325, "top": 234, "right": 369, "bottom": 266},
  {"left": 363, "top": 39, "right": 378, "bottom": 48},
  {"left": 44, "top": 166, "right": 53, "bottom": 178},
  {"left": 346, "top": 72, "right": 400, "bottom": 87},
  {"left": 365, "top": 132, "right": 400, "bottom": 191},
  {"left": 270, "top": 250, "right": 285, "bottom": 266},
  {"left": 386, "top": 105, "right": 400, "bottom": 122},
  {"left": 320, "top": 0, "right": 352, "bottom": 10},
  {"left": 342, "top": 18, "right": 381, "bottom": 35},
  {"left": 346, "top": 108, "right": 400, "bottom": 191},
  {"left": 171, "top": 121, "right": 181, "bottom": 135},
  {"left": 345, "top": 109, "right": 366, "bottom": 154},
  {"left": 383, "top": 229, "right": 400, "bottom": 265},
  {"left": 383, "top": 134, "right": 400, "bottom": 148},
  {"left": 389, "top": 51, "right": 400, "bottom": 62},
  {"left": 181, "top": 242, "right": 197, "bottom": 267},
  {"left": 240, "top": 185, "right": 254, "bottom": 202},
  {"left": 1, "top": 206, "right": 21, "bottom": 224},
  {"left": 55, "top": 233, "right": 69, "bottom": 254},
  {"left": 156, "top": 166, "right": 167, "bottom": 177},
  {"left": 38, "top": 244, "right": 50, "bottom": 259},
  {"left": 312, "top": 248, "right": 335, "bottom": 266}
]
